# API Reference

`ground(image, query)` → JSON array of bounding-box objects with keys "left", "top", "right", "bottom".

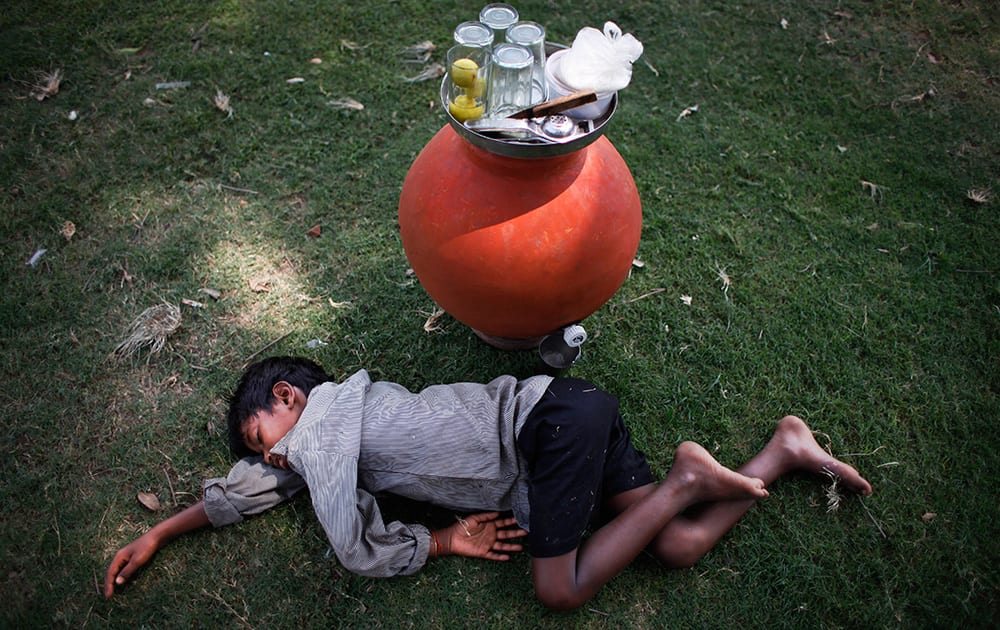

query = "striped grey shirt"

[{"left": 203, "top": 369, "right": 552, "bottom": 577}]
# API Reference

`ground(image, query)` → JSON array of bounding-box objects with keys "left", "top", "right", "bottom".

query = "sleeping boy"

[{"left": 104, "top": 356, "right": 872, "bottom": 610}]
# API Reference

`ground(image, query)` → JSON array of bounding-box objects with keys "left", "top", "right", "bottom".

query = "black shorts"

[{"left": 517, "top": 377, "right": 655, "bottom": 558}]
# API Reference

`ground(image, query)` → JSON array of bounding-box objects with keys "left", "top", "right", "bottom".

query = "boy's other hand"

[
  {"left": 103, "top": 533, "right": 160, "bottom": 598},
  {"left": 444, "top": 512, "right": 527, "bottom": 561}
]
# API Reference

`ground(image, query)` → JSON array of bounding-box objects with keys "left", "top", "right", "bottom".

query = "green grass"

[{"left": 1, "top": 0, "right": 997, "bottom": 627}]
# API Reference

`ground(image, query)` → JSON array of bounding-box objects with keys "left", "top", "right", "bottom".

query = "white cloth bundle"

[{"left": 556, "top": 22, "right": 644, "bottom": 92}]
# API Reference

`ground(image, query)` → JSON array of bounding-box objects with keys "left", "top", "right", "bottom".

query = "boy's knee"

[
  {"left": 533, "top": 582, "right": 586, "bottom": 611},
  {"left": 653, "top": 529, "right": 708, "bottom": 569}
]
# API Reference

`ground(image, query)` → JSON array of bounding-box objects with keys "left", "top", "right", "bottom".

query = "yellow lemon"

[
  {"left": 449, "top": 95, "right": 483, "bottom": 122},
  {"left": 469, "top": 77, "right": 486, "bottom": 99},
  {"left": 450, "top": 58, "right": 479, "bottom": 89}
]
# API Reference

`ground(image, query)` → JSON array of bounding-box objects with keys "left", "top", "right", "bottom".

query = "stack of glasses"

[{"left": 446, "top": 3, "right": 548, "bottom": 122}]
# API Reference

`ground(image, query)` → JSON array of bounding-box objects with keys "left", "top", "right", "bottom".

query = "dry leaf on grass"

[
  {"left": 860, "top": 180, "right": 885, "bottom": 201},
  {"left": 340, "top": 40, "right": 370, "bottom": 51},
  {"left": 404, "top": 63, "right": 445, "bottom": 82},
  {"left": 400, "top": 40, "right": 435, "bottom": 63},
  {"left": 249, "top": 276, "right": 271, "bottom": 292},
  {"left": 423, "top": 308, "right": 446, "bottom": 332},
  {"left": 821, "top": 467, "right": 842, "bottom": 512},
  {"left": 31, "top": 69, "right": 63, "bottom": 101},
  {"left": 307, "top": 224, "right": 322, "bottom": 237},
  {"left": 966, "top": 188, "right": 992, "bottom": 204},
  {"left": 26, "top": 249, "right": 47, "bottom": 267},
  {"left": 716, "top": 264, "right": 733, "bottom": 301},
  {"left": 328, "top": 98, "right": 364, "bottom": 111},
  {"left": 137, "top": 492, "right": 161, "bottom": 512},
  {"left": 213, "top": 89, "right": 233, "bottom": 117},
  {"left": 676, "top": 104, "right": 698, "bottom": 121},
  {"left": 112, "top": 303, "right": 181, "bottom": 360}
]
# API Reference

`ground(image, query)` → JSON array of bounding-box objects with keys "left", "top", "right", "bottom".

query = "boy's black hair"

[{"left": 225, "top": 356, "right": 330, "bottom": 458}]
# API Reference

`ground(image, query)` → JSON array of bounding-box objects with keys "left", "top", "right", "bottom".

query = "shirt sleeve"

[
  {"left": 202, "top": 456, "right": 307, "bottom": 528},
  {"left": 296, "top": 450, "right": 431, "bottom": 577}
]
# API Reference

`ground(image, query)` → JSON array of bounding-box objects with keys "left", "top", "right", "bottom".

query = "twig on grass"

[
  {"left": 52, "top": 513, "right": 62, "bottom": 556},
  {"left": 623, "top": 288, "right": 666, "bottom": 304},
  {"left": 840, "top": 445, "right": 885, "bottom": 458},
  {"left": 201, "top": 588, "right": 255, "bottom": 629},
  {"left": 163, "top": 467, "right": 177, "bottom": 507},
  {"left": 219, "top": 184, "right": 259, "bottom": 194},
  {"left": 858, "top": 496, "right": 888, "bottom": 539},
  {"left": 241, "top": 332, "right": 292, "bottom": 368}
]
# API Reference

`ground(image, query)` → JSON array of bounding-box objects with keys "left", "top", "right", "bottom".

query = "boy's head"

[{"left": 226, "top": 356, "right": 329, "bottom": 459}]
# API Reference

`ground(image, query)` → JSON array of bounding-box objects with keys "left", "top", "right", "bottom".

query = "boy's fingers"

[
  {"left": 469, "top": 511, "right": 499, "bottom": 522},
  {"left": 104, "top": 553, "right": 128, "bottom": 598},
  {"left": 497, "top": 527, "right": 527, "bottom": 539}
]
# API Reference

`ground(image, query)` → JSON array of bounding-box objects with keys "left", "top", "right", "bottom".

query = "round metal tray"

[{"left": 440, "top": 44, "right": 617, "bottom": 159}]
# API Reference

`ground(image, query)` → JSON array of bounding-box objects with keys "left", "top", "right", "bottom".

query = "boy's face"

[{"left": 240, "top": 381, "right": 305, "bottom": 470}]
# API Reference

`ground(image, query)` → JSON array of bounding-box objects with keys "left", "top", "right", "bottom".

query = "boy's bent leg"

[
  {"left": 530, "top": 442, "right": 767, "bottom": 611},
  {"left": 610, "top": 416, "right": 873, "bottom": 569}
]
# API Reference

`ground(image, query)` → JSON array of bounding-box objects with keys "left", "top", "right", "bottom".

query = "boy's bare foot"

[
  {"left": 668, "top": 441, "right": 770, "bottom": 504},
  {"left": 768, "top": 416, "right": 873, "bottom": 495}
]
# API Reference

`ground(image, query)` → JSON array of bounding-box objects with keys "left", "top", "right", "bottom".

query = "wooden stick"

[{"left": 508, "top": 91, "right": 597, "bottom": 119}]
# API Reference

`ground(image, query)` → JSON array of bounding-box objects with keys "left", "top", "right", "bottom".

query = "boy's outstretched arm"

[{"left": 103, "top": 501, "right": 211, "bottom": 598}]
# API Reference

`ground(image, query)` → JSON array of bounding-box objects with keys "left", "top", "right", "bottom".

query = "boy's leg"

[
  {"left": 529, "top": 440, "right": 768, "bottom": 610},
  {"left": 606, "top": 415, "right": 873, "bottom": 569}
]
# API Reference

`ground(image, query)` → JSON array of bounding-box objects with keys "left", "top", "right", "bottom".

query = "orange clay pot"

[{"left": 398, "top": 124, "right": 642, "bottom": 347}]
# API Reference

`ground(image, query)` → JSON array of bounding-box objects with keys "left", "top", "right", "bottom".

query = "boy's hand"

[
  {"left": 441, "top": 512, "right": 526, "bottom": 561},
  {"left": 103, "top": 532, "right": 160, "bottom": 598}
]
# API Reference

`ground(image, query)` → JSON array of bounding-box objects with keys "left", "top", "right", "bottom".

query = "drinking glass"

[
  {"left": 488, "top": 43, "right": 534, "bottom": 117},
  {"left": 479, "top": 3, "right": 519, "bottom": 42},
  {"left": 446, "top": 44, "right": 491, "bottom": 122},
  {"left": 505, "top": 21, "right": 546, "bottom": 103}
]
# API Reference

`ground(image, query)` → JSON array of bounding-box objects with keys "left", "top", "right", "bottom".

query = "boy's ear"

[{"left": 272, "top": 381, "right": 296, "bottom": 407}]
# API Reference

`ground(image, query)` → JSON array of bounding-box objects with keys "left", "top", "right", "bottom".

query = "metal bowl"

[{"left": 440, "top": 44, "right": 617, "bottom": 159}]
